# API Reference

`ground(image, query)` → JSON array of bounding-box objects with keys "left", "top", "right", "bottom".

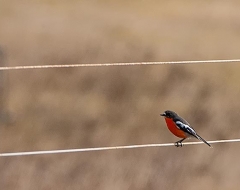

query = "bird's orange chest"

[{"left": 164, "top": 118, "right": 186, "bottom": 138}]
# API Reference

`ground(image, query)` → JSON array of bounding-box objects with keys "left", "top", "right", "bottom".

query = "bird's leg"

[{"left": 175, "top": 138, "right": 186, "bottom": 147}]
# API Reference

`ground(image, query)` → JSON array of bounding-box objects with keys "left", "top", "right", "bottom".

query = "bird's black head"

[{"left": 160, "top": 110, "right": 178, "bottom": 118}]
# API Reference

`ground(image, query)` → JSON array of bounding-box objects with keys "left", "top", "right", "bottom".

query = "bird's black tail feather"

[{"left": 195, "top": 134, "right": 212, "bottom": 147}]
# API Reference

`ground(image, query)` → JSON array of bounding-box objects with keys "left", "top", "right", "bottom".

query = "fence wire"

[
  {"left": 0, "top": 139, "right": 239, "bottom": 157},
  {"left": 0, "top": 59, "right": 239, "bottom": 70}
]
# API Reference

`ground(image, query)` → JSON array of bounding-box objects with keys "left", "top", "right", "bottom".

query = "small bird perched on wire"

[{"left": 160, "top": 110, "right": 211, "bottom": 147}]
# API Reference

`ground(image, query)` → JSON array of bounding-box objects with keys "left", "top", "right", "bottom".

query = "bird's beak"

[{"left": 160, "top": 113, "right": 166, "bottom": 116}]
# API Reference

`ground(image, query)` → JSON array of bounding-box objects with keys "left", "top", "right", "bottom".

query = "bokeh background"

[{"left": 0, "top": 0, "right": 240, "bottom": 189}]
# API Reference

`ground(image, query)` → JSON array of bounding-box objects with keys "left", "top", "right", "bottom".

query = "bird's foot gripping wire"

[
  {"left": 174, "top": 142, "right": 183, "bottom": 147},
  {"left": 174, "top": 138, "right": 186, "bottom": 147}
]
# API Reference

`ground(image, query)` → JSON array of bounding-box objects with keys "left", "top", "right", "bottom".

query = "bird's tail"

[{"left": 195, "top": 134, "right": 212, "bottom": 147}]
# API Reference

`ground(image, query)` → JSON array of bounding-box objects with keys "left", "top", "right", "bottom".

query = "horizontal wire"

[
  {"left": 0, "top": 59, "right": 240, "bottom": 70},
  {"left": 0, "top": 138, "right": 239, "bottom": 157},
  {"left": 0, "top": 60, "right": 238, "bottom": 156}
]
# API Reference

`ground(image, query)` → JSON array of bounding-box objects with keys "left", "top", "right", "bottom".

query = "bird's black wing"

[{"left": 175, "top": 120, "right": 197, "bottom": 136}]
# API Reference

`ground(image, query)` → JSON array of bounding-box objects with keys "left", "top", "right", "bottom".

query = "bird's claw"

[{"left": 175, "top": 142, "right": 183, "bottom": 147}]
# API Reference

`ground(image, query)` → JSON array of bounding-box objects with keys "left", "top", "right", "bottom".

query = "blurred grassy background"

[{"left": 0, "top": 0, "right": 240, "bottom": 189}]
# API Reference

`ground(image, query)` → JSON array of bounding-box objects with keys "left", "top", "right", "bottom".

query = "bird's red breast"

[{"left": 164, "top": 118, "right": 187, "bottom": 138}]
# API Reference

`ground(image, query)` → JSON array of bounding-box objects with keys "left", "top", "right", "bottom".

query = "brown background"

[{"left": 0, "top": 0, "right": 240, "bottom": 189}]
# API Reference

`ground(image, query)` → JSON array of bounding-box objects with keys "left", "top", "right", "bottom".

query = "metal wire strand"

[
  {"left": 0, "top": 139, "right": 239, "bottom": 157},
  {"left": 0, "top": 59, "right": 239, "bottom": 70}
]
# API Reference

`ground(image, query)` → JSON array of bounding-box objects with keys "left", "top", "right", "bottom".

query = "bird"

[{"left": 160, "top": 110, "right": 211, "bottom": 147}]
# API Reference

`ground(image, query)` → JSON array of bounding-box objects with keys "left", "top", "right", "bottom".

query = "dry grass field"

[{"left": 1, "top": 0, "right": 240, "bottom": 189}]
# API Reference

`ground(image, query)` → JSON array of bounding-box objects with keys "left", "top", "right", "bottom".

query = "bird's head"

[{"left": 160, "top": 110, "right": 178, "bottom": 118}]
